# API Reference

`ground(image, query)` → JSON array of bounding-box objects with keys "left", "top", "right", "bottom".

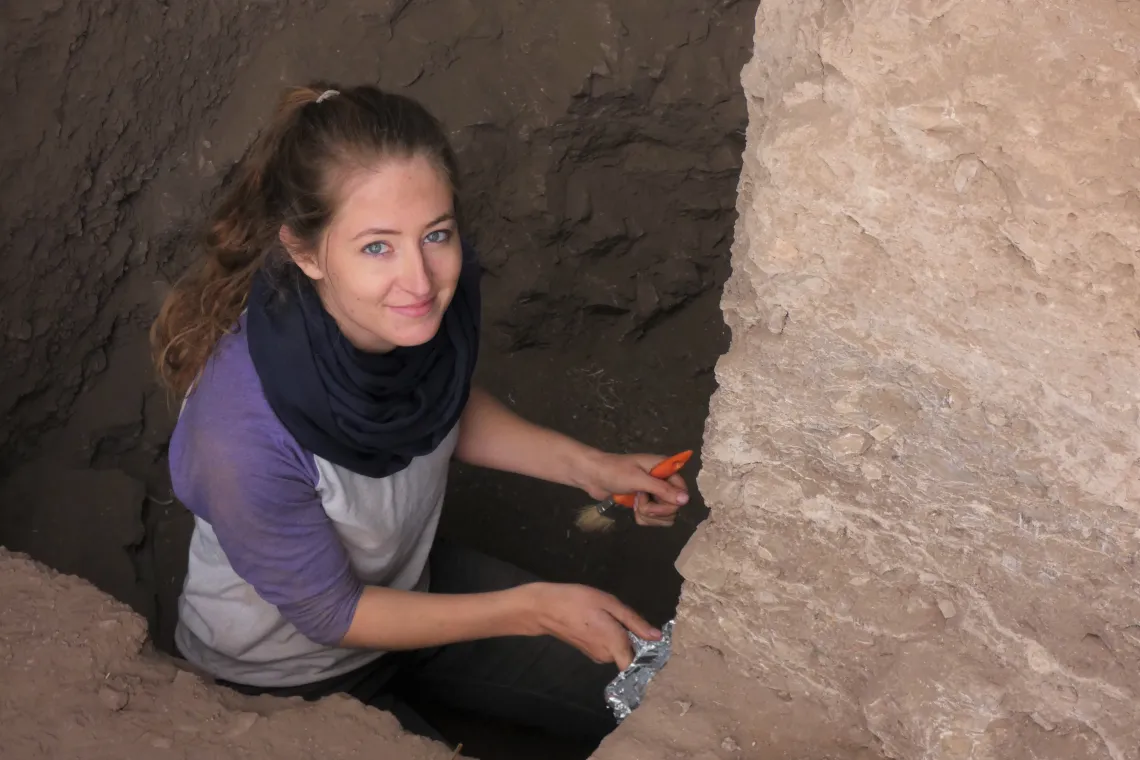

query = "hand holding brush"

[{"left": 576, "top": 450, "right": 693, "bottom": 532}]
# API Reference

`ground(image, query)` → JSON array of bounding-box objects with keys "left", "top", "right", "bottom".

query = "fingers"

[
  {"left": 634, "top": 509, "right": 676, "bottom": 528},
  {"left": 632, "top": 470, "right": 688, "bottom": 523},
  {"left": 642, "top": 476, "right": 684, "bottom": 505},
  {"left": 587, "top": 598, "right": 638, "bottom": 669},
  {"left": 590, "top": 453, "right": 690, "bottom": 507},
  {"left": 604, "top": 595, "right": 661, "bottom": 642},
  {"left": 631, "top": 467, "right": 689, "bottom": 507},
  {"left": 630, "top": 494, "right": 675, "bottom": 527},
  {"left": 607, "top": 633, "right": 635, "bottom": 670},
  {"left": 549, "top": 585, "right": 658, "bottom": 670}
]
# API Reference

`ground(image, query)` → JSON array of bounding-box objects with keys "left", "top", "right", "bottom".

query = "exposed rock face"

[{"left": 595, "top": 1, "right": 1140, "bottom": 758}]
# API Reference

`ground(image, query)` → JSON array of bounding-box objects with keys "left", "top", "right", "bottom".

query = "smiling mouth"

[{"left": 389, "top": 297, "right": 435, "bottom": 317}]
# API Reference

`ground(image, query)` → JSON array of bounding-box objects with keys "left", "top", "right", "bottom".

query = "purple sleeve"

[
  {"left": 197, "top": 443, "right": 364, "bottom": 647},
  {"left": 169, "top": 331, "right": 363, "bottom": 647}
]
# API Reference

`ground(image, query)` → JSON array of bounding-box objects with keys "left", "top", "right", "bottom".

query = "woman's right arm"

[{"left": 343, "top": 581, "right": 659, "bottom": 670}]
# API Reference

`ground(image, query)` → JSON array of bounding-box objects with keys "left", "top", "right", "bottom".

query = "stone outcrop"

[{"left": 595, "top": 1, "right": 1140, "bottom": 758}]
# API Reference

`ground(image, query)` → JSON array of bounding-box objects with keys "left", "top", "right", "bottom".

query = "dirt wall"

[
  {"left": 594, "top": 1, "right": 1140, "bottom": 759},
  {"left": 1, "top": 1, "right": 754, "bottom": 758},
  {"left": 0, "top": 0, "right": 754, "bottom": 658}
]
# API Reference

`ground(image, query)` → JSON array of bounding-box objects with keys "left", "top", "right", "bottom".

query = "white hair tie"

[{"left": 316, "top": 89, "right": 339, "bottom": 103}]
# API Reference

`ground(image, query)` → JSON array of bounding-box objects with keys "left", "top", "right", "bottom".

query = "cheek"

[
  {"left": 431, "top": 246, "right": 465, "bottom": 289},
  {"left": 327, "top": 253, "right": 390, "bottom": 304}
]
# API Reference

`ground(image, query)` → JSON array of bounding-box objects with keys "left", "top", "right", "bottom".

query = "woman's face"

[{"left": 287, "top": 153, "right": 462, "bottom": 352}]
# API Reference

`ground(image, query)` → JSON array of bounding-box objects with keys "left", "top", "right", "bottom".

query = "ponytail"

[{"left": 150, "top": 87, "right": 323, "bottom": 398}]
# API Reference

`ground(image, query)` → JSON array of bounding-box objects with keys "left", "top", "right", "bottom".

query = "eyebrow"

[{"left": 352, "top": 212, "right": 456, "bottom": 240}]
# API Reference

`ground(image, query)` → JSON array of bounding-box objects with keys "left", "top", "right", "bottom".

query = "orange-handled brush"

[{"left": 575, "top": 450, "right": 693, "bottom": 532}]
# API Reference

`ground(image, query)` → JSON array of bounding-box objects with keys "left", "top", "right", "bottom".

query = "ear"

[{"left": 279, "top": 225, "right": 324, "bottom": 281}]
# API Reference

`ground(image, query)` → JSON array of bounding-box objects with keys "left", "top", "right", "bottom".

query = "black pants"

[{"left": 216, "top": 543, "right": 620, "bottom": 744}]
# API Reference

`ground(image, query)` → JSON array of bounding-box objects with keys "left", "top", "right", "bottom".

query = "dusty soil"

[
  {"left": 0, "top": 548, "right": 457, "bottom": 760},
  {"left": 0, "top": 1, "right": 755, "bottom": 757}
]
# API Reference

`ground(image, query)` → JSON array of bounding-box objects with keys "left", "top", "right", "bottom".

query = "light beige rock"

[{"left": 595, "top": 0, "right": 1140, "bottom": 758}]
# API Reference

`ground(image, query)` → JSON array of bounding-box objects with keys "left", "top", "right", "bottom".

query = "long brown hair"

[{"left": 150, "top": 82, "right": 460, "bottom": 398}]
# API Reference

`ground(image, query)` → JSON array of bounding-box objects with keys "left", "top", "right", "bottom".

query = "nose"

[{"left": 399, "top": 244, "right": 433, "bottom": 297}]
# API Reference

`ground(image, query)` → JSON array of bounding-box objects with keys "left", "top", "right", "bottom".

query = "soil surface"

[
  {"left": 0, "top": 548, "right": 457, "bottom": 760},
  {"left": 0, "top": 1, "right": 755, "bottom": 757}
]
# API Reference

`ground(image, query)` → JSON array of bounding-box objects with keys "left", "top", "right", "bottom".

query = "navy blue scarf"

[{"left": 246, "top": 244, "right": 481, "bottom": 479}]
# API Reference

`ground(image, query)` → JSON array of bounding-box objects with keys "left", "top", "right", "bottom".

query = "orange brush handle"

[{"left": 610, "top": 450, "right": 693, "bottom": 508}]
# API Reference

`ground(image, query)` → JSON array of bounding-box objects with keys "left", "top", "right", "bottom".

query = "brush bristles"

[{"left": 575, "top": 505, "right": 616, "bottom": 532}]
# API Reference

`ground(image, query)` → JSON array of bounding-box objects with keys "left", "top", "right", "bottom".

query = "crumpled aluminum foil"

[{"left": 603, "top": 619, "right": 675, "bottom": 722}]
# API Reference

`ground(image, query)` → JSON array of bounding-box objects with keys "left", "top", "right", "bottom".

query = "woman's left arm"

[{"left": 455, "top": 387, "right": 689, "bottom": 526}]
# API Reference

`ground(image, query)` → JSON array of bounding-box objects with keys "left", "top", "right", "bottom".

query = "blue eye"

[
  {"left": 425, "top": 229, "right": 451, "bottom": 244},
  {"left": 362, "top": 241, "right": 390, "bottom": 256}
]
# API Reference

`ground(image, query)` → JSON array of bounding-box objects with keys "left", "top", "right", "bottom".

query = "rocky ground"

[{"left": 0, "top": 1, "right": 755, "bottom": 757}]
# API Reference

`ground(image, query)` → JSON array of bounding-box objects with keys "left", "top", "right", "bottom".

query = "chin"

[{"left": 387, "top": 316, "right": 444, "bottom": 348}]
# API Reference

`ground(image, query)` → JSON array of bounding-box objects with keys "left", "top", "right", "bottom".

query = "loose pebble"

[
  {"left": 225, "top": 711, "right": 260, "bottom": 738},
  {"left": 98, "top": 686, "right": 129, "bottom": 711}
]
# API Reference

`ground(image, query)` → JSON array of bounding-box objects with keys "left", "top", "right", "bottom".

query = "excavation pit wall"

[
  {"left": 1, "top": 0, "right": 752, "bottom": 758},
  {"left": 3, "top": 1, "right": 1140, "bottom": 760}
]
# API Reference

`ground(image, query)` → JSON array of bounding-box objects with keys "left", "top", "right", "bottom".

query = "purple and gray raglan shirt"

[{"left": 170, "top": 313, "right": 456, "bottom": 687}]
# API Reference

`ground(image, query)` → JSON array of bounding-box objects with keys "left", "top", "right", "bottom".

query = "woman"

[{"left": 150, "top": 82, "right": 689, "bottom": 744}]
